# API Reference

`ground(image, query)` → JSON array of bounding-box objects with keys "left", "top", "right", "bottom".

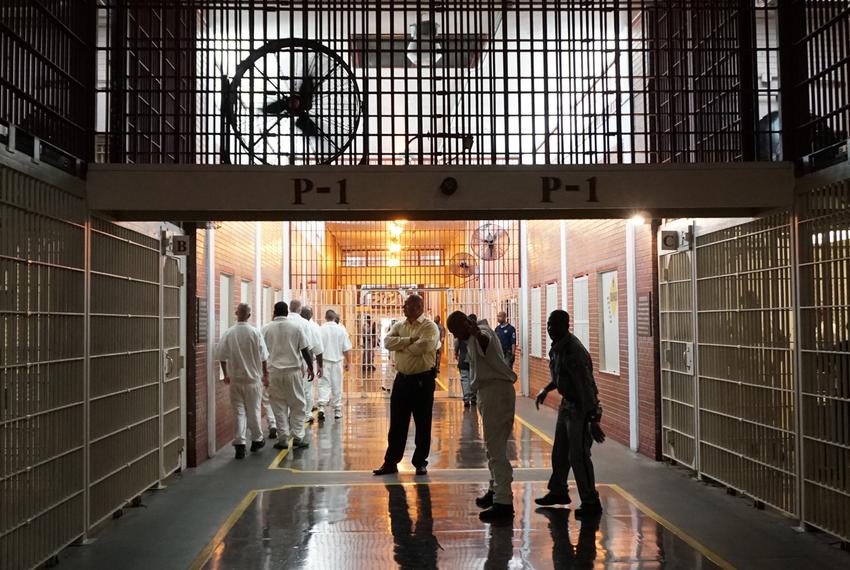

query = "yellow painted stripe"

[
  {"left": 435, "top": 377, "right": 448, "bottom": 391},
  {"left": 608, "top": 484, "right": 736, "bottom": 570},
  {"left": 267, "top": 441, "right": 292, "bottom": 469},
  {"left": 187, "top": 490, "right": 258, "bottom": 570},
  {"left": 514, "top": 414, "right": 554, "bottom": 446}
]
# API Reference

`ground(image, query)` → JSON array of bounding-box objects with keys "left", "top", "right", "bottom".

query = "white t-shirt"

[
  {"left": 288, "top": 313, "right": 324, "bottom": 356},
  {"left": 468, "top": 324, "right": 517, "bottom": 391},
  {"left": 215, "top": 322, "right": 269, "bottom": 383},
  {"left": 262, "top": 316, "right": 309, "bottom": 372},
  {"left": 320, "top": 321, "right": 353, "bottom": 362}
]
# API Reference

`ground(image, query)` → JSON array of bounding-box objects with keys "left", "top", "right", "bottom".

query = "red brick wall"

[
  {"left": 524, "top": 220, "right": 659, "bottom": 458},
  {"left": 188, "top": 222, "right": 285, "bottom": 465},
  {"left": 188, "top": 229, "right": 208, "bottom": 467}
]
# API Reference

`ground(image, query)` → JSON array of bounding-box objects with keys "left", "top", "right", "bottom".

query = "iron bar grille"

[
  {"left": 1, "top": 165, "right": 87, "bottom": 570},
  {"left": 694, "top": 213, "right": 796, "bottom": 515},
  {"left": 659, "top": 248, "right": 696, "bottom": 469},
  {"left": 92, "top": 0, "right": 786, "bottom": 166},
  {"left": 287, "top": 219, "right": 519, "bottom": 395},
  {"left": 783, "top": 1, "right": 850, "bottom": 169},
  {"left": 0, "top": 1, "right": 96, "bottom": 161},
  {"left": 797, "top": 180, "right": 850, "bottom": 542}
]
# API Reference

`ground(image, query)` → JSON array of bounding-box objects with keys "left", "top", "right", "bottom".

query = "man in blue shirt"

[{"left": 494, "top": 311, "right": 517, "bottom": 368}]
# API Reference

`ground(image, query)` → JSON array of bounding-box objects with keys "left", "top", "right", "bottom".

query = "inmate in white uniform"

[
  {"left": 319, "top": 320, "right": 352, "bottom": 416},
  {"left": 215, "top": 322, "right": 269, "bottom": 446},
  {"left": 262, "top": 316, "right": 310, "bottom": 441},
  {"left": 468, "top": 322, "right": 517, "bottom": 506},
  {"left": 288, "top": 312, "right": 324, "bottom": 416}
]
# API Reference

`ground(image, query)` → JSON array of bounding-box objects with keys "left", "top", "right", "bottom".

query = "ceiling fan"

[{"left": 223, "top": 38, "right": 363, "bottom": 165}]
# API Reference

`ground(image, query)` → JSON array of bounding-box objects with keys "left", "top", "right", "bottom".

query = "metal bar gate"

[{"left": 0, "top": 165, "right": 187, "bottom": 570}]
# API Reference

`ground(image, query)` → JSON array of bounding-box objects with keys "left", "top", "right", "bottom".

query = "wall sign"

[{"left": 637, "top": 292, "right": 653, "bottom": 337}]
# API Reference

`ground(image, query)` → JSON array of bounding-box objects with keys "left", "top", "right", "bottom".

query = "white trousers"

[
  {"left": 303, "top": 372, "right": 315, "bottom": 416},
  {"left": 477, "top": 381, "right": 516, "bottom": 505},
  {"left": 229, "top": 381, "right": 264, "bottom": 446},
  {"left": 318, "top": 360, "right": 344, "bottom": 412},
  {"left": 269, "top": 368, "right": 308, "bottom": 440},
  {"left": 262, "top": 387, "right": 276, "bottom": 428}
]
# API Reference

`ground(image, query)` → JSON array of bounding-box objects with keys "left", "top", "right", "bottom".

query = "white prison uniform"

[
  {"left": 289, "top": 313, "right": 324, "bottom": 416},
  {"left": 468, "top": 324, "right": 518, "bottom": 505},
  {"left": 262, "top": 388, "right": 276, "bottom": 429},
  {"left": 319, "top": 321, "right": 352, "bottom": 413},
  {"left": 263, "top": 317, "right": 310, "bottom": 441},
  {"left": 215, "top": 322, "right": 269, "bottom": 445}
]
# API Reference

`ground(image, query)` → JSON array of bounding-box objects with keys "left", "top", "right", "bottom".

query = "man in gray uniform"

[
  {"left": 447, "top": 311, "right": 517, "bottom": 521},
  {"left": 535, "top": 310, "right": 603, "bottom": 518}
]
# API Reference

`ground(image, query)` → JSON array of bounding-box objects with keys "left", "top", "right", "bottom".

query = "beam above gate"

[{"left": 87, "top": 163, "right": 795, "bottom": 221}]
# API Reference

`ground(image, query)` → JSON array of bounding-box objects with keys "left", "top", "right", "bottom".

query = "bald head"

[
  {"left": 325, "top": 309, "right": 336, "bottom": 322},
  {"left": 289, "top": 299, "right": 302, "bottom": 314},
  {"left": 402, "top": 294, "right": 424, "bottom": 322},
  {"left": 547, "top": 310, "right": 570, "bottom": 342}
]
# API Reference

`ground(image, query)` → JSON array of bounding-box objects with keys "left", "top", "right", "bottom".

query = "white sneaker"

[{"left": 334, "top": 411, "right": 343, "bottom": 419}]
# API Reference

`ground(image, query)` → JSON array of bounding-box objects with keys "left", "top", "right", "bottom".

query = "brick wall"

[
  {"left": 524, "top": 220, "right": 659, "bottom": 457},
  {"left": 187, "top": 222, "right": 285, "bottom": 465}
]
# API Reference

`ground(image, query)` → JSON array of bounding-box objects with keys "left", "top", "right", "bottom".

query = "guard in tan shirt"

[{"left": 373, "top": 294, "right": 439, "bottom": 476}]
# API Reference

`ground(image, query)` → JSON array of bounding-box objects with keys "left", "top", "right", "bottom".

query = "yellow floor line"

[
  {"left": 608, "top": 483, "right": 735, "bottom": 570},
  {"left": 435, "top": 377, "right": 448, "bottom": 391},
  {"left": 514, "top": 413, "right": 555, "bottom": 446},
  {"left": 186, "top": 490, "right": 258, "bottom": 570}
]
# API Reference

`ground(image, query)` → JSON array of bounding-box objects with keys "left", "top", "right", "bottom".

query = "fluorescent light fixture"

[{"left": 388, "top": 242, "right": 402, "bottom": 253}]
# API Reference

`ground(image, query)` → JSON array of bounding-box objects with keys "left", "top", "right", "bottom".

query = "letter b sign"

[{"left": 171, "top": 235, "right": 190, "bottom": 256}]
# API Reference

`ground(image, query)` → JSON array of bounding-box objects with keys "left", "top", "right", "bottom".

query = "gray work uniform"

[
  {"left": 467, "top": 324, "right": 517, "bottom": 505},
  {"left": 546, "top": 332, "right": 601, "bottom": 506}
]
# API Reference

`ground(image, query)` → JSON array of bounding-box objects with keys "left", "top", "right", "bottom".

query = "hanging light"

[{"left": 407, "top": 20, "right": 443, "bottom": 67}]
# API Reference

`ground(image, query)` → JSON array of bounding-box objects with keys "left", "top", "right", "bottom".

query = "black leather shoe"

[
  {"left": 475, "top": 490, "right": 494, "bottom": 509},
  {"left": 318, "top": 410, "right": 325, "bottom": 422},
  {"left": 574, "top": 502, "right": 603, "bottom": 518},
  {"left": 372, "top": 465, "right": 399, "bottom": 476},
  {"left": 273, "top": 440, "right": 289, "bottom": 450},
  {"left": 535, "top": 492, "right": 571, "bottom": 507},
  {"left": 268, "top": 427, "right": 278, "bottom": 440},
  {"left": 234, "top": 445, "right": 246, "bottom": 459},
  {"left": 415, "top": 466, "right": 428, "bottom": 476},
  {"left": 250, "top": 439, "right": 265, "bottom": 452},
  {"left": 479, "top": 503, "right": 515, "bottom": 521}
]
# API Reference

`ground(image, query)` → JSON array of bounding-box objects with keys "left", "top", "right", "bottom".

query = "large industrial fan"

[
  {"left": 471, "top": 223, "right": 510, "bottom": 261},
  {"left": 447, "top": 252, "right": 477, "bottom": 279},
  {"left": 223, "top": 38, "right": 363, "bottom": 165}
]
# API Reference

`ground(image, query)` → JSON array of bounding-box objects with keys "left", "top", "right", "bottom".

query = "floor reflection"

[
  {"left": 280, "top": 399, "right": 552, "bottom": 471},
  {"left": 204, "top": 484, "right": 722, "bottom": 569}
]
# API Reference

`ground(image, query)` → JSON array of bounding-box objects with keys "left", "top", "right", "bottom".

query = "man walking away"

[
  {"left": 262, "top": 302, "right": 315, "bottom": 450},
  {"left": 495, "top": 311, "right": 517, "bottom": 369},
  {"left": 319, "top": 310, "right": 352, "bottom": 421},
  {"left": 301, "top": 305, "right": 325, "bottom": 417},
  {"left": 287, "top": 300, "right": 323, "bottom": 423},
  {"left": 447, "top": 311, "right": 517, "bottom": 521},
  {"left": 535, "top": 310, "right": 603, "bottom": 518},
  {"left": 373, "top": 294, "right": 439, "bottom": 476},
  {"left": 216, "top": 303, "right": 268, "bottom": 459},
  {"left": 454, "top": 334, "right": 475, "bottom": 408},
  {"left": 434, "top": 315, "right": 446, "bottom": 373}
]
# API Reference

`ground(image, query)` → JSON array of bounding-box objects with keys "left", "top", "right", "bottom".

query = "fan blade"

[
  {"left": 262, "top": 98, "right": 288, "bottom": 115},
  {"left": 295, "top": 114, "right": 320, "bottom": 137}
]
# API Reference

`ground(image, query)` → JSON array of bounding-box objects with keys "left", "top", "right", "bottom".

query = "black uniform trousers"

[
  {"left": 547, "top": 400, "right": 599, "bottom": 505},
  {"left": 383, "top": 370, "right": 436, "bottom": 468}
]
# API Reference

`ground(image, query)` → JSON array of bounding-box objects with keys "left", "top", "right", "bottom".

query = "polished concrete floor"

[
  {"left": 58, "top": 393, "right": 850, "bottom": 570},
  {"left": 204, "top": 484, "right": 718, "bottom": 569}
]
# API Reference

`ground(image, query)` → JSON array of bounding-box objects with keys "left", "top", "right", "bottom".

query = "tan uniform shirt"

[{"left": 383, "top": 315, "right": 439, "bottom": 375}]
